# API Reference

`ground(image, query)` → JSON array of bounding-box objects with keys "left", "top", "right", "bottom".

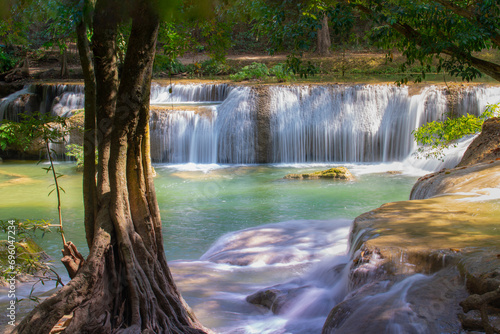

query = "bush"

[
  {"left": 153, "top": 54, "right": 186, "bottom": 75},
  {"left": 270, "top": 63, "right": 294, "bottom": 82},
  {"left": 230, "top": 62, "right": 269, "bottom": 81},
  {"left": 285, "top": 55, "right": 318, "bottom": 79},
  {"left": 193, "top": 59, "right": 231, "bottom": 76},
  {"left": 65, "top": 144, "right": 98, "bottom": 171},
  {"left": 0, "top": 48, "right": 17, "bottom": 73},
  {"left": 413, "top": 103, "right": 500, "bottom": 160}
]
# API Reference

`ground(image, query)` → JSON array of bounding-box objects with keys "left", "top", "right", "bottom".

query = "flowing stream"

[{"left": 0, "top": 161, "right": 419, "bottom": 332}]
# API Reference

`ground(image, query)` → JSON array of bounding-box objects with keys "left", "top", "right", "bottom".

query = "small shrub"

[
  {"left": 65, "top": 144, "right": 98, "bottom": 171},
  {"left": 230, "top": 62, "right": 269, "bottom": 81},
  {"left": 270, "top": 63, "right": 294, "bottom": 82},
  {"left": 0, "top": 48, "right": 17, "bottom": 73},
  {"left": 199, "top": 59, "right": 231, "bottom": 76},
  {"left": 413, "top": 103, "right": 500, "bottom": 160},
  {"left": 153, "top": 54, "right": 186, "bottom": 75},
  {"left": 285, "top": 55, "right": 318, "bottom": 79}
]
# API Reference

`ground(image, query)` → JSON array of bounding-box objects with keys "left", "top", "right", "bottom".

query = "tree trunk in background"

[
  {"left": 317, "top": 15, "right": 331, "bottom": 55},
  {"left": 12, "top": 0, "right": 211, "bottom": 332},
  {"left": 60, "top": 47, "right": 69, "bottom": 78}
]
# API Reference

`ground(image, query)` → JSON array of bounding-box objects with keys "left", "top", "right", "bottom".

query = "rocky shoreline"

[{"left": 324, "top": 123, "right": 500, "bottom": 333}]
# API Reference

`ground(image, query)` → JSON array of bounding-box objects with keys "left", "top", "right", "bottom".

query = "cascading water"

[
  {"left": 0, "top": 86, "right": 31, "bottom": 122},
  {"left": 150, "top": 108, "right": 218, "bottom": 163},
  {"left": 2, "top": 82, "right": 499, "bottom": 167},
  {"left": 150, "top": 83, "right": 230, "bottom": 103},
  {"left": 0, "top": 84, "right": 85, "bottom": 121},
  {"left": 268, "top": 85, "right": 452, "bottom": 163},
  {"left": 49, "top": 85, "right": 85, "bottom": 117},
  {"left": 149, "top": 86, "right": 256, "bottom": 164}
]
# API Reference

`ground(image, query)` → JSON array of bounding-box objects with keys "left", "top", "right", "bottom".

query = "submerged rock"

[
  {"left": 284, "top": 167, "right": 354, "bottom": 180},
  {"left": 246, "top": 284, "right": 311, "bottom": 314},
  {"left": 0, "top": 237, "right": 49, "bottom": 285}
]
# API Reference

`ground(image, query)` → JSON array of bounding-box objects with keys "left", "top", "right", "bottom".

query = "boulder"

[
  {"left": 0, "top": 82, "right": 24, "bottom": 99},
  {"left": 284, "top": 167, "right": 354, "bottom": 180},
  {"left": 410, "top": 160, "right": 500, "bottom": 200},
  {"left": 330, "top": 161, "right": 500, "bottom": 334},
  {"left": 246, "top": 284, "right": 313, "bottom": 315},
  {"left": 323, "top": 268, "right": 467, "bottom": 334},
  {"left": 458, "top": 117, "right": 500, "bottom": 167}
]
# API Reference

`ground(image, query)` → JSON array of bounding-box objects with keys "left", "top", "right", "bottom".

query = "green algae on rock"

[{"left": 283, "top": 167, "right": 354, "bottom": 180}]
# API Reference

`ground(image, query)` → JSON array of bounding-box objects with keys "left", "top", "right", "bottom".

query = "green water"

[{"left": 0, "top": 161, "right": 418, "bottom": 263}]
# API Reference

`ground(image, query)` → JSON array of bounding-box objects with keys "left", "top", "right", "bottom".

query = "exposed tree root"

[{"left": 460, "top": 287, "right": 500, "bottom": 334}]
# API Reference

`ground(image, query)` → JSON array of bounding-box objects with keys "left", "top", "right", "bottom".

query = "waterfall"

[
  {"left": 268, "top": 84, "right": 500, "bottom": 164},
  {"left": 2, "top": 82, "right": 499, "bottom": 166},
  {"left": 150, "top": 108, "right": 218, "bottom": 163},
  {"left": 0, "top": 84, "right": 85, "bottom": 121},
  {"left": 149, "top": 86, "right": 256, "bottom": 164},
  {"left": 48, "top": 85, "right": 85, "bottom": 117},
  {"left": 150, "top": 83, "right": 230, "bottom": 103},
  {"left": 0, "top": 86, "right": 31, "bottom": 122},
  {"left": 269, "top": 85, "right": 445, "bottom": 163}
]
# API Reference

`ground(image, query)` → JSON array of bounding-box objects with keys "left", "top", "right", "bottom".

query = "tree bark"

[
  {"left": 76, "top": 17, "right": 97, "bottom": 250},
  {"left": 60, "top": 47, "right": 69, "bottom": 78},
  {"left": 317, "top": 14, "right": 331, "bottom": 56},
  {"left": 12, "top": 0, "right": 211, "bottom": 333}
]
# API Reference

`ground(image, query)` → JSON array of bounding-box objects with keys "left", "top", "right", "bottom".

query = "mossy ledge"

[{"left": 283, "top": 167, "right": 354, "bottom": 180}]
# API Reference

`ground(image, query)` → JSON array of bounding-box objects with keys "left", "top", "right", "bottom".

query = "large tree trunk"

[
  {"left": 76, "top": 17, "right": 97, "bottom": 250},
  {"left": 317, "top": 15, "right": 331, "bottom": 56},
  {"left": 12, "top": 0, "right": 211, "bottom": 333}
]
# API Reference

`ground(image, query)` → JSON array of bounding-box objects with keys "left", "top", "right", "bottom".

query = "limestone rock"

[
  {"left": 246, "top": 284, "right": 315, "bottom": 315},
  {"left": 0, "top": 82, "right": 24, "bottom": 99},
  {"left": 284, "top": 167, "right": 354, "bottom": 180},
  {"left": 410, "top": 160, "right": 500, "bottom": 200},
  {"left": 458, "top": 117, "right": 500, "bottom": 167},
  {"left": 323, "top": 268, "right": 467, "bottom": 334},
  {"left": 335, "top": 160, "right": 500, "bottom": 334}
]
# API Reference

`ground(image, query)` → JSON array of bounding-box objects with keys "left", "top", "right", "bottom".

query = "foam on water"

[{"left": 171, "top": 219, "right": 352, "bottom": 333}]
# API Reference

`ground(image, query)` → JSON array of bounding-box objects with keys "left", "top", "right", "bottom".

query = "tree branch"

[
  {"left": 433, "top": 0, "right": 500, "bottom": 48},
  {"left": 355, "top": 2, "right": 500, "bottom": 82}
]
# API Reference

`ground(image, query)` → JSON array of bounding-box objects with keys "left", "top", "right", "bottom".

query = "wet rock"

[
  {"left": 339, "top": 160, "right": 500, "bottom": 334},
  {"left": 458, "top": 117, "right": 500, "bottom": 167},
  {"left": 284, "top": 167, "right": 354, "bottom": 180},
  {"left": 410, "top": 160, "right": 500, "bottom": 200},
  {"left": 246, "top": 284, "right": 313, "bottom": 315},
  {"left": 323, "top": 268, "right": 467, "bottom": 334},
  {"left": 255, "top": 86, "right": 271, "bottom": 164},
  {"left": 0, "top": 82, "right": 24, "bottom": 98},
  {"left": 0, "top": 237, "right": 49, "bottom": 286}
]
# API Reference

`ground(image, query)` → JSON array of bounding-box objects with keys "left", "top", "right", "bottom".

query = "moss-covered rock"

[{"left": 284, "top": 167, "right": 354, "bottom": 180}]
